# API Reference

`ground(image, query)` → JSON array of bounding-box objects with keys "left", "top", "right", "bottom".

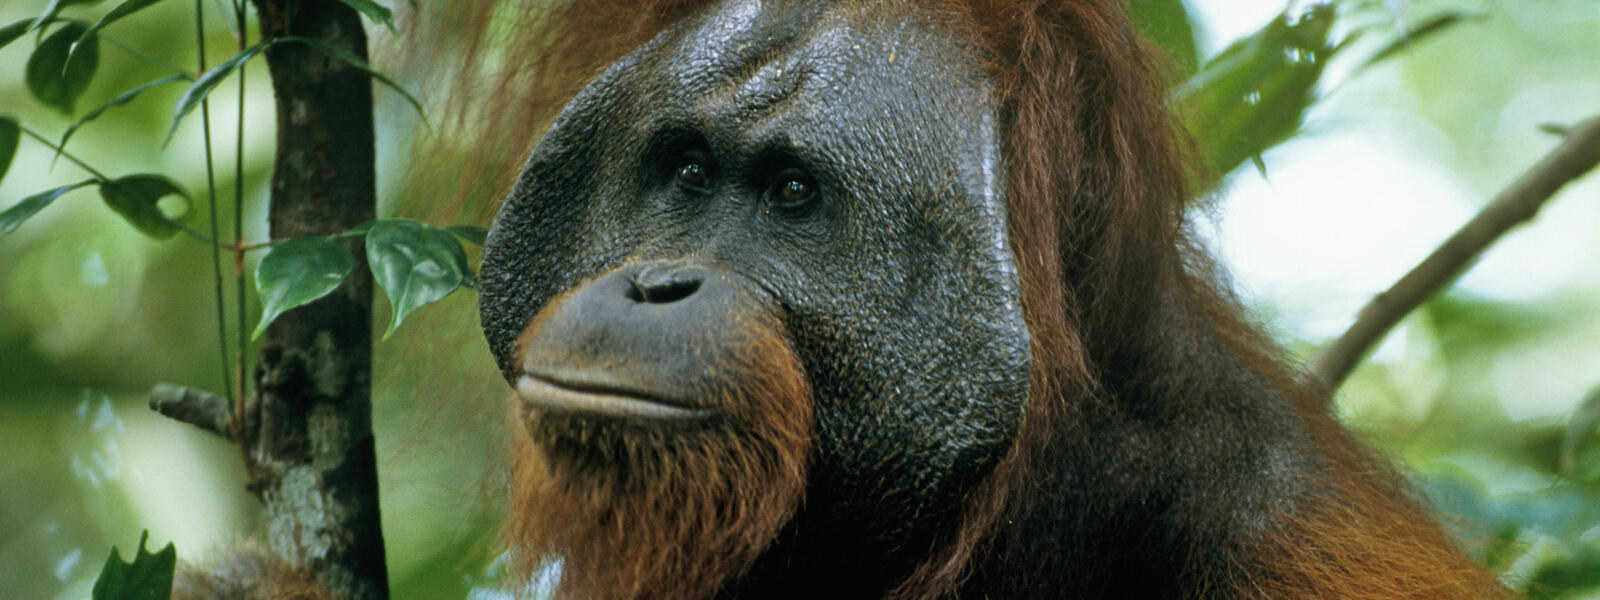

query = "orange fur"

[
  {"left": 507, "top": 302, "right": 812, "bottom": 600},
  {"left": 1230, "top": 400, "right": 1511, "bottom": 599},
  {"left": 171, "top": 543, "right": 330, "bottom": 600}
]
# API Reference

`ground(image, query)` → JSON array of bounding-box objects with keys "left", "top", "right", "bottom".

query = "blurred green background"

[{"left": 1, "top": 0, "right": 1597, "bottom": 598}]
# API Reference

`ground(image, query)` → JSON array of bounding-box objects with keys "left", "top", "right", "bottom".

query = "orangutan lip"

[{"left": 516, "top": 374, "right": 712, "bottom": 420}]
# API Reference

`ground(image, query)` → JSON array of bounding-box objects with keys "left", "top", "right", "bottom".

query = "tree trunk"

[{"left": 245, "top": 1, "right": 387, "bottom": 598}]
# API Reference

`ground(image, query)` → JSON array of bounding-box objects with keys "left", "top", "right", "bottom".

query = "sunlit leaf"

[
  {"left": 99, "top": 174, "right": 189, "bottom": 239},
  {"left": 1539, "top": 122, "right": 1573, "bottom": 137},
  {"left": 72, "top": 0, "right": 168, "bottom": 64},
  {"left": 1525, "top": 547, "right": 1600, "bottom": 600},
  {"left": 30, "top": 0, "right": 101, "bottom": 32},
  {"left": 164, "top": 41, "right": 269, "bottom": 146},
  {"left": 0, "top": 116, "right": 18, "bottom": 184},
  {"left": 0, "top": 180, "right": 94, "bottom": 236},
  {"left": 1496, "top": 486, "right": 1600, "bottom": 543},
  {"left": 280, "top": 36, "right": 429, "bottom": 128},
  {"left": 1360, "top": 10, "right": 1482, "bottom": 72},
  {"left": 0, "top": 18, "right": 30, "bottom": 51},
  {"left": 366, "top": 219, "right": 469, "bottom": 339},
  {"left": 254, "top": 236, "right": 356, "bottom": 339},
  {"left": 1561, "top": 386, "right": 1600, "bottom": 474},
  {"left": 1173, "top": 4, "right": 1336, "bottom": 187},
  {"left": 1425, "top": 294, "right": 1558, "bottom": 365},
  {"left": 57, "top": 74, "right": 188, "bottom": 165},
  {"left": 1416, "top": 471, "right": 1498, "bottom": 543},
  {"left": 91, "top": 530, "right": 175, "bottom": 600},
  {"left": 445, "top": 225, "right": 488, "bottom": 246},
  {"left": 1129, "top": 0, "right": 1198, "bottom": 76},
  {"left": 337, "top": 0, "right": 396, "bottom": 36},
  {"left": 26, "top": 22, "right": 99, "bottom": 114}
]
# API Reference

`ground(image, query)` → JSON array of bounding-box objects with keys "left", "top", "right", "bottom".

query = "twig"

[
  {"left": 149, "top": 383, "right": 235, "bottom": 441},
  {"left": 1311, "top": 115, "right": 1600, "bottom": 393},
  {"left": 197, "top": 0, "right": 237, "bottom": 413},
  {"left": 19, "top": 127, "right": 110, "bottom": 181}
]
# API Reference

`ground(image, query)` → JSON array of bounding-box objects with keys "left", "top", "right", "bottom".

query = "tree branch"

[
  {"left": 1311, "top": 115, "right": 1600, "bottom": 393},
  {"left": 149, "top": 384, "right": 234, "bottom": 441}
]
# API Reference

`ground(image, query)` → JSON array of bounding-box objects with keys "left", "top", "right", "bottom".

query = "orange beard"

[{"left": 507, "top": 319, "right": 813, "bottom": 600}]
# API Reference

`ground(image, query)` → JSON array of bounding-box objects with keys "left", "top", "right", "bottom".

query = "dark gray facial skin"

[{"left": 479, "top": 0, "right": 1030, "bottom": 579}]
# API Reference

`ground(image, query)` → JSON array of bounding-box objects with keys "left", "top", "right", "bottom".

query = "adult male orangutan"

[{"left": 179, "top": 0, "right": 1508, "bottom": 598}]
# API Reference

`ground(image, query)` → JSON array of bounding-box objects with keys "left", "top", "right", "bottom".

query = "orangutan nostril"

[{"left": 626, "top": 268, "right": 703, "bottom": 304}]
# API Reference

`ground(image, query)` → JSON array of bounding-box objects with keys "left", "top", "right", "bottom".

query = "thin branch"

[
  {"left": 178, "top": 223, "right": 219, "bottom": 245},
  {"left": 149, "top": 383, "right": 235, "bottom": 441},
  {"left": 19, "top": 127, "right": 110, "bottom": 181},
  {"left": 102, "top": 34, "right": 195, "bottom": 78},
  {"left": 233, "top": 0, "right": 250, "bottom": 420},
  {"left": 197, "top": 0, "right": 237, "bottom": 409},
  {"left": 1311, "top": 115, "right": 1600, "bottom": 392}
]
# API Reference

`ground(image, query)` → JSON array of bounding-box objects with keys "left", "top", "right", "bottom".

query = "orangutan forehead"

[{"left": 654, "top": 0, "right": 991, "bottom": 112}]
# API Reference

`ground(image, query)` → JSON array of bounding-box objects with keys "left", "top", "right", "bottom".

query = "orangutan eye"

[
  {"left": 677, "top": 159, "right": 710, "bottom": 189},
  {"left": 771, "top": 170, "right": 814, "bottom": 208}
]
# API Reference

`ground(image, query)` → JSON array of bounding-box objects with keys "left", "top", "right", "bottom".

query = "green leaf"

[
  {"left": 337, "top": 0, "right": 396, "bottom": 36},
  {"left": 99, "top": 174, "right": 189, "bottom": 239},
  {"left": 26, "top": 22, "right": 100, "bottom": 114},
  {"left": 445, "top": 225, "right": 488, "bottom": 246},
  {"left": 0, "top": 116, "right": 18, "bottom": 184},
  {"left": 0, "top": 18, "right": 31, "bottom": 51},
  {"left": 1174, "top": 4, "right": 1337, "bottom": 187},
  {"left": 72, "top": 0, "right": 168, "bottom": 64},
  {"left": 30, "top": 0, "right": 101, "bottom": 32},
  {"left": 56, "top": 74, "right": 189, "bottom": 165},
  {"left": 254, "top": 236, "right": 356, "bottom": 338},
  {"left": 1495, "top": 486, "right": 1600, "bottom": 543},
  {"left": 1416, "top": 471, "right": 1498, "bottom": 543},
  {"left": 279, "top": 36, "right": 429, "bottom": 128},
  {"left": 1561, "top": 386, "right": 1600, "bottom": 474},
  {"left": 366, "top": 219, "right": 469, "bottom": 339},
  {"left": 0, "top": 180, "right": 94, "bottom": 236},
  {"left": 164, "top": 41, "right": 269, "bottom": 146},
  {"left": 1129, "top": 0, "right": 1198, "bottom": 76},
  {"left": 338, "top": 219, "right": 378, "bottom": 238},
  {"left": 1359, "top": 10, "right": 1482, "bottom": 72},
  {"left": 91, "top": 530, "right": 175, "bottom": 600},
  {"left": 1526, "top": 546, "right": 1600, "bottom": 600}
]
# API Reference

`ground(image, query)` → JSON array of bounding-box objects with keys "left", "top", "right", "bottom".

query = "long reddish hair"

[{"left": 393, "top": 2, "right": 1505, "bottom": 597}]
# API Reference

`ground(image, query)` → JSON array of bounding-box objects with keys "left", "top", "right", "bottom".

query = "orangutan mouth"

[{"left": 515, "top": 373, "right": 713, "bottom": 421}]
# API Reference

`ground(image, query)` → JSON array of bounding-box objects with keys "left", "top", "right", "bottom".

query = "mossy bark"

[{"left": 245, "top": 1, "right": 387, "bottom": 598}]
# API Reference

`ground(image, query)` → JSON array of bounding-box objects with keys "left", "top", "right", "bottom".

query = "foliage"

[
  {"left": 364, "top": 219, "right": 472, "bottom": 339},
  {"left": 26, "top": 22, "right": 99, "bottom": 114},
  {"left": 1174, "top": 1, "right": 1486, "bottom": 192},
  {"left": 91, "top": 531, "right": 176, "bottom": 600},
  {"left": 252, "top": 236, "right": 356, "bottom": 339},
  {"left": 0, "top": 0, "right": 462, "bottom": 595},
  {"left": 0, "top": 0, "right": 464, "bottom": 354}
]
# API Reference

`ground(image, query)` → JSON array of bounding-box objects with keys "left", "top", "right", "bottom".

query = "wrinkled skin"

[{"left": 479, "top": 0, "right": 1029, "bottom": 576}]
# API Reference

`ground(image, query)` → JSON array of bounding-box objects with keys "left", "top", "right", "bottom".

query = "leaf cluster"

[
  {"left": 1170, "top": 1, "right": 1483, "bottom": 192},
  {"left": 2, "top": 0, "right": 456, "bottom": 346},
  {"left": 255, "top": 219, "right": 484, "bottom": 340}
]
